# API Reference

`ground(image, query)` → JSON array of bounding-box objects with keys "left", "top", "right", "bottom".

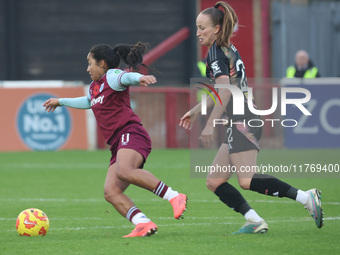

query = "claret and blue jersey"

[
  {"left": 59, "top": 69, "right": 144, "bottom": 145},
  {"left": 88, "top": 69, "right": 144, "bottom": 144}
]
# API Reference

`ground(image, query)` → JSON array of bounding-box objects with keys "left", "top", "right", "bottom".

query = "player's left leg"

[
  {"left": 115, "top": 148, "right": 187, "bottom": 220},
  {"left": 206, "top": 144, "right": 267, "bottom": 234}
]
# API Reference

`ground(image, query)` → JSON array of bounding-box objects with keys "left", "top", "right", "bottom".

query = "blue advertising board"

[
  {"left": 284, "top": 81, "right": 340, "bottom": 148},
  {"left": 17, "top": 93, "right": 72, "bottom": 150}
]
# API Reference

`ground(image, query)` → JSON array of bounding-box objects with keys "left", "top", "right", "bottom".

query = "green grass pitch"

[{"left": 0, "top": 149, "right": 339, "bottom": 255}]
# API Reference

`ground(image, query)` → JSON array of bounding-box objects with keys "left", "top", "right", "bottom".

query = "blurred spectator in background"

[
  {"left": 197, "top": 59, "right": 207, "bottom": 77},
  {"left": 286, "top": 50, "right": 320, "bottom": 78}
]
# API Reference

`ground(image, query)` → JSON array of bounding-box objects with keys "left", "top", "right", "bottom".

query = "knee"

[
  {"left": 206, "top": 179, "right": 224, "bottom": 193},
  {"left": 115, "top": 164, "right": 133, "bottom": 182},
  {"left": 104, "top": 188, "right": 115, "bottom": 204},
  {"left": 238, "top": 178, "right": 251, "bottom": 190},
  {"left": 206, "top": 179, "right": 215, "bottom": 192},
  {"left": 104, "top": 185, "right": 123, "bottom": 206}
]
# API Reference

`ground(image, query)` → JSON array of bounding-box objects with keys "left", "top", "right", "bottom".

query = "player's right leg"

[
  {"left": 231, "top": 149, "right": 324, "bottom": 229},
  {"left": 206, "top": 144, "right": 267, "bottom": 234},
  {"left": 104, "top": 163, "right": 157, "bottom": 237},
  {"left": 304, "top": 188, "right": 323, "bottom": 228},
  {"left": 233, "top": 153, "right": 324, "bottom": 228}
]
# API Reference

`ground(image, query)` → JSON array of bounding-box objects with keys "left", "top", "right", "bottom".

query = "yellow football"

[{"left": 16, "top": 208, "right": 49, "bottom": 236}]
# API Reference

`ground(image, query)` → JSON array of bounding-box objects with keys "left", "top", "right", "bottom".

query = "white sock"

[
  {"left": 163, "top": 187, "right": 179, "bottom": 201},
  {"left": 244, "top": 209, "right": 263, "bottom": 223},
  {"left": 296, "top": 190, "right": 309, "bottom": 205},
  {"left": 131, "top": 212, "right": 151, "bottom": 225}
]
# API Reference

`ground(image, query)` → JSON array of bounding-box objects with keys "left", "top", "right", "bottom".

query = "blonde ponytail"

[{"left": 201, "top": 1, "right": 238, "bottom": 47}]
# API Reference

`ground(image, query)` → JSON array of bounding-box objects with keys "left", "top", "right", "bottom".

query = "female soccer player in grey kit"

[
  {"left": 180, "top": 1, "right": 323, "bottom": 234},
  {"left": 44, "top": 42, "right": 187, "bottom": 237}
]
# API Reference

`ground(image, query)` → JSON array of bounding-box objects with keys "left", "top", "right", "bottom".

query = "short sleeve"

[
  {"left": 106, "top": 69, "right": 128, "bottom": 91},
  {"left": 207, "top": 44, "right": 230, "bottom": 78}
]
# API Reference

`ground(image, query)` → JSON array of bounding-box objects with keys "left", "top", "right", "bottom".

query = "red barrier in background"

[
  {"left": 96, "top": 87, "right": 191, "bottom": 149},
  {"left": 143, "top": 27, "right": 190, "bottom": 66}
]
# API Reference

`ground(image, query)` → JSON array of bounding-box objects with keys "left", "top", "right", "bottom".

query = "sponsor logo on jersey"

[
  {"left": 91, "top": 95, "right": 104, "bottom": 106},
  {"left": 211, "top": 61, "right": 222, "bottom": 76}
]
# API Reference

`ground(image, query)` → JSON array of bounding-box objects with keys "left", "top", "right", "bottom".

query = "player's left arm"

[
  {"left": 107, "top": 69, "right": 156, "bottom": 91},
  {"left": 138, "top": 75, "right": 157, "bottom": 87},
  {"left": 121, "top": 72, "right": 156, "bottom": 87}
]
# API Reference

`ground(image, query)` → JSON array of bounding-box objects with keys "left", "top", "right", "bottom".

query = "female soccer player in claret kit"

[
  {"left": 43, "top": 42, "right": 187, "bottom": 237},
  {"left": 180, "top": 1, "right": 323, "bottom": 234}
]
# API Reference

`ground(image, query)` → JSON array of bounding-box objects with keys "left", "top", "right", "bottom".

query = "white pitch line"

[
  {"left": 4, "top": 216, "right": 340, "bottom": 232},
  {"left": 1, "top": 198, "right": 339, "bottom": 205},
  {"left": 0, "top": 163, "right": 186, "bottom": 170},
  {"left": 0, "top": 163, "right": 108, "bottom": 169},
  {"left": 0, "top": 217, "right": 103, "bottom": 221},
  {"left": 0, "top": 198, "right": 102, "bottom": 202},
  {"left": 1, "top": 216, "right": 240, "bottom": 221}
]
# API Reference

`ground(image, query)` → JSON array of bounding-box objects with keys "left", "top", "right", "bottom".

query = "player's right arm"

[
  {"left": 43, "top": 96, "right": 91, "bottom": 112},
  {"left": 179, "top": 96, "right": 215, "bottom": 130}
]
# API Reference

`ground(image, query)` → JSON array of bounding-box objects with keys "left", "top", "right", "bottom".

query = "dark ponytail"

[
  {"left": 114, "top": 41, "right": 150, "bottom": 71},
  {"left": 89, "top": 41, "right": 151, "bottom": 72}
]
